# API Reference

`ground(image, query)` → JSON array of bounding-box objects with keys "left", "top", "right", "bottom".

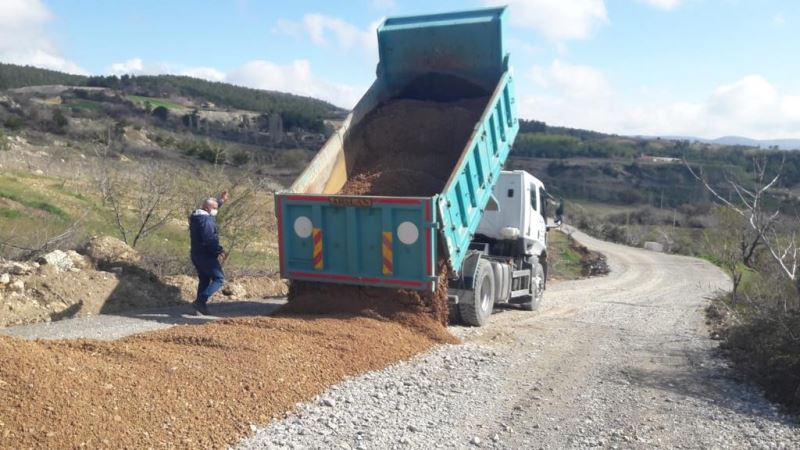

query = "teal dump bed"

[
  {"left": 378, "top": 7, "right": 508, "bottom": 92},
  {"left": 275, "top": 7, "right": 519, "bottom": 291}
]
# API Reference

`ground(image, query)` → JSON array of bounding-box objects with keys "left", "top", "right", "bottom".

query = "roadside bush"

[
  {"left": 275, "top": 149, "right": 309, "bottom": 170},
  {"left": 721, "top": 310, "right": 800, "bottom": 414},
  {"left": 4, "top": 116, "right": 24, "bottom": 130},
  {"left": 230, "top": 151, "right": 251, "bottom": 166}
]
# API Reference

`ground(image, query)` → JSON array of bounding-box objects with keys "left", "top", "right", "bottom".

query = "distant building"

[{"left": 639, "top": 155, "right": 680, "bottom": 163}]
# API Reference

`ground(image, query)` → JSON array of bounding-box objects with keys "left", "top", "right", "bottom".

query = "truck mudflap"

[{"left": 275, "top": 194, "right": 439, "bottom": 291}]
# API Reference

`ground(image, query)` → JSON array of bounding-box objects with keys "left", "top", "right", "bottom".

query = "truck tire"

[
  {"left": 521, "top": 262, "right": 545, "bottom": 311},
  {"left": 458, "top": 258, "right": 495, "bottom": 326}
]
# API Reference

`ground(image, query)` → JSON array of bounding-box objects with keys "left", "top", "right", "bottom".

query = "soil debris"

[
  {"left": 338, "top": 97, "right": 487, "bottom": 196},
  {"left": 0, "top": 314, "right": 449, "bottom": 449}
]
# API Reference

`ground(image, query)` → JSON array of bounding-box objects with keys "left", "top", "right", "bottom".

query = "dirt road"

[
  {"left": 3, "top": 229, "right": 798, "bottom": 449},
  {"left": 238, "top": 228, "right": 799, "bottom": 449}
]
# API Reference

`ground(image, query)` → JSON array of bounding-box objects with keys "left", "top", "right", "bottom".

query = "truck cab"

[
  {"left": 477, "top": 170, "right": 548, "bottom": 258},
  {"left": 449, "top": 170, "right": 559, "bottom": 326}
]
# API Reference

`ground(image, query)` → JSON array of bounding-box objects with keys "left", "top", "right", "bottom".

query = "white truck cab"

[
  {"left": 477, "top": 170, "right": 548, "bottom": 258},
  {"left": 449, "top": 170, "right": 562, "bottom": 326}
]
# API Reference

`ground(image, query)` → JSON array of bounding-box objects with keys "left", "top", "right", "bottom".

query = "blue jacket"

[{"left": 189, "top": 209, "right": 223, "bottom": 258}]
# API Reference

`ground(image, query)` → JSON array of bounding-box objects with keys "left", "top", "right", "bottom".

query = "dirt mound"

[
  {"left": 83, "top": 235, "right": 141, "bottom": 267},
  {"left": 284, "top": 264, "right": 454, "bottom": 343},
  {"left": 338, "top": 97, "right": 486, "bottom": 196},
  {"left": 0, "top": 315, "right": 449, "bottom": 449}
]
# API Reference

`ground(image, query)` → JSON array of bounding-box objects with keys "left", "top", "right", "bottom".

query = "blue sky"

[{"left": 1, "top": 0, "right": 798, "bottom": 138}]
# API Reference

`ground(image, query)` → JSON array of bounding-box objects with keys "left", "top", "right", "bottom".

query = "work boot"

[{"left": 192, "top": 301, "right": 210, "bottom": 316}]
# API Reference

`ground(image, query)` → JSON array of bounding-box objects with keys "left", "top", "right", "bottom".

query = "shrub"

[
  {"left": 275, "top": 149, "right": 308, "bottom": 170},
  {"left": 722, "top": 311, "right": 800, "bottom": 414},
  {"left": 4, "top": 116, "right": 24, "bottom": 130},
  {"left": 152, "top": 105, "right": 169, "bottom": 121},
  {"left": 231, "top": 151, "right": 251, "bottom": 166}
]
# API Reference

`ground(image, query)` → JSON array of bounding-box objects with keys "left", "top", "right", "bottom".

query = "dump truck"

[{"left": 274, "top": 7, "right": 562, "bottom": 326}]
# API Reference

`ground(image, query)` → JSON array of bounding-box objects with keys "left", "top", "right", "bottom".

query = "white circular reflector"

[
  {"left": 397, "top": 221, "right": 419, "bottom": 245},
  {"left": 293, "top": 216, "right": 312, "bottom": 238}
]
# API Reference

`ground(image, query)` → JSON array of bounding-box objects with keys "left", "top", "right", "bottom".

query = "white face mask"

[{"left": 210, "top": 209, "right": 218, "bottom": 217}]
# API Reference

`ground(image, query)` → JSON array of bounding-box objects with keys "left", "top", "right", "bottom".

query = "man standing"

[{"left": 189, "top": 191, "right": 229, "bottom": 315}]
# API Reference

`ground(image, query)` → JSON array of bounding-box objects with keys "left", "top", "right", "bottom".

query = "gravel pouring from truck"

[{"left": 275, "top": 7, "right": 559, "bottom": 325}]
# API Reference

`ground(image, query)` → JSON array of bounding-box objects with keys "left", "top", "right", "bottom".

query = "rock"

[
  {"left": 66, "top": 250, "right": 91, "bottom": 270},
  {"left": 322, "top": 398, "right": 336, "bottom": 407},
  {"left": 222, "top": 282, "right": 247, "bottom": 299},
  {"left": 0, "top": 273, "right": 9, "bottom": 285},
  {"left": 6, "top": 262, "right": 33, "bottom": 276},
  {"left": 37, "top": 250, "right": 74, "bottom": 272},
  {"left": 83, "top": 236, "right": 140, "bottom": 266},
  {"left": 643, "top": 241, "right": 664, "bottom": 253},
  {"left": 33, "top": 169, "right": 44, "bottom": 175},
  {"left": 9, "top": 280, "right": 24, "bottom": 293},
  {"left": 471, "top": 436, "right": 481, "bottom": 446},
  {"left": 407, "top": 424, "right": 418, "bottom": 432}
]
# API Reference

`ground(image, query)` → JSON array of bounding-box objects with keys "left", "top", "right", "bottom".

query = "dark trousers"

[{"left": 191, "top": 254, "right": 224, "bottom": 305}]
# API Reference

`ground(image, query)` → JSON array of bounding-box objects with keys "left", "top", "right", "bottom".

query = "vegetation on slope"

[{"left": 0, "top": 63, "right": 342, "bottom": 130}]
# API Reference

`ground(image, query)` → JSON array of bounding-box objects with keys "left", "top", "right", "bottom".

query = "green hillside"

[
  {"left": 511, "top": 119, "right": 800, "bottom": 210},
  {"left": 0, "top": 63, "right": 343, "bottom": 128},
  {"left": 0, "top": 63, "right": 87, "bottom": 89}
]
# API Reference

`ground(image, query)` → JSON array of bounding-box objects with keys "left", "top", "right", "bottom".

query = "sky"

[{"left": 1, "top": 0, "right": 799, "bottom": 139}]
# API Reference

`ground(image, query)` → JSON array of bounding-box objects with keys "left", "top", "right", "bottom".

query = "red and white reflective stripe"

[
  {"left": 382, "top": 231, "right": 393, "bottom": 275},
  {"left": 312, "top": 227, "right": 323, "bottom": 270}
]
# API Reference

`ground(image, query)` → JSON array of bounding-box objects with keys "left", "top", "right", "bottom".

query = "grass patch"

[
  {"left": 0, "top": 209, "right": 22, "bottom": 219},
  {"left": 128, "top": 95, "right": 187, "bottom": 111},
  {"left": 68, "top": 100, "right": 102, "bottom": 111},
  {"left": 0, "top": 175, "right": 71, "bottom": 221},
  {"left": 548, "top": 230, "right": 586, "bottom": 280}
]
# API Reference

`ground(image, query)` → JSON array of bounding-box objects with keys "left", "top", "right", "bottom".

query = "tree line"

[{"left": 0, "top": 63, "right": 340, "bottom": 131}]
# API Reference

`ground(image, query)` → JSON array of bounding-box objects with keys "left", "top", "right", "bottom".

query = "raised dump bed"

[{"left": 275, "top": 7, "right": 519, "bottom": 291}]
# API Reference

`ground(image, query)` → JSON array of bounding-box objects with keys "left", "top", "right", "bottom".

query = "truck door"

[{"left": 527, "top": 183, "right": 546, "bottom": 245}]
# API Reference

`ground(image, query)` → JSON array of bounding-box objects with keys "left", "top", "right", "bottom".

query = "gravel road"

[
  {"left": 236, "top": 229, "right": 799, "bottom": 450},
  {"left": 0, "top": 299, "right": 283, "bottom": 340}
]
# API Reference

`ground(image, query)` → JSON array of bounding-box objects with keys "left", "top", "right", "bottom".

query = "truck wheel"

[
  {"left": 521, "top": 262, "right": 545, "bottom": 311},
  {"left": 458, "top": 259, "right": 495, "bottom": 326}
]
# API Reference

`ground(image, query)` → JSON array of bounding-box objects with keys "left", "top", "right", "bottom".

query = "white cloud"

[
  {"left": 639, "top": 0, "right": 682, "bottom": 11},
  {"left": 0, "top": 0, "right": 86, "bottom": 74},
  {"left": 106, "top": 59, "right": 226, "bottom": 82},
  {"left": 519, "top": 62, "right": 800, "bottom": 139},
  {"left": 484, "top": 0, "right": 607, "bottom": 41},
  {"left": 531, "top": 60, "right": 613, "bottom": 100},
  {"left": 180, "top": 67, "right": 226, "bottom": 82},
  {"left": 109, "top": 58, "right": 145, "bottom": 76},
  {"left": 773, "top": 14, "right": 786, "bottom": 26},
  {"left": 278, "top": 14, "right": 379, "bottom": 54},
  {"left": 227, "top": 59, "right": 365, "bottom": 108}
]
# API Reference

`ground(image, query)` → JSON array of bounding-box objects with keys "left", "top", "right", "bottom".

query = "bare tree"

[
  {"left": 95, "top": 143, "right": 182, "bottom": 248},
  {"left": 686, "top": 155, "right": 799, "bottom": 308}
]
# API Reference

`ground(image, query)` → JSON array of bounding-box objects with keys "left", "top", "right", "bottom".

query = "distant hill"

[
  {"left": 0, "top": 63, "right": 87, "bottom": 89},
  {"left": 0, "top": 63, "right": 343, "bottom": 128},
  {"left": 708, "top": 136, "right": 800, "bottom": 150},
  {"left": 654, "top": 135, "right": 800, "bottom": 150}
]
